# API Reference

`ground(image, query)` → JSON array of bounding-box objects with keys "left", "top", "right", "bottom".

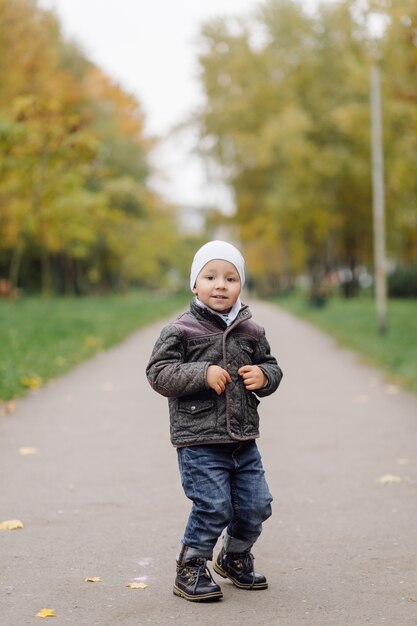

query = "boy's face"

[{"left": 193, "top": 259, "right": 241, "bottom": 313}]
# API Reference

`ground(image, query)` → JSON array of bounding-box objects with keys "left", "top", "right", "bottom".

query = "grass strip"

[
  {"left": 272, "top": 295, "right": 417, "bottom": 394},
  {"left": 0, "top": 290, "right": 189, "bottom": 402}
]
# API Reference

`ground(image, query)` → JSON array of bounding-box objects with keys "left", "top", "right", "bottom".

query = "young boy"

[{"left": 146, "top": 240, "right": 283, "bottom": 602}]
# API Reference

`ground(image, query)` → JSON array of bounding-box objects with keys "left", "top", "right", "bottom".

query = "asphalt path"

[{"left": 1, "top": 301, "right": 417, "bottom": 626}]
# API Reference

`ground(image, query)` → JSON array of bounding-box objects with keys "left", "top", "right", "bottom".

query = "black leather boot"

[
  {"left": 213, "top": 547, "right": 268, "bottom": 590},
  {"left": 173, "top": 557, "right": 223, "bottom": 602}
]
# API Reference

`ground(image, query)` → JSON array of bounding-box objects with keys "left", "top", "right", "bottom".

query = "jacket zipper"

[{"left": 222, "top": 309, "right": 255, "bottom": 441}]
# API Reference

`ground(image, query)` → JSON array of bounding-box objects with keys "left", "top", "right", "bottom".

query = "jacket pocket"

[
  {"left": 247, "top": 392, "right": 260, "bottom": 409},
  {"left": 178, "top": 398, "right": 214, "bottom": 416},
  {"left": 237, "top": 339, "right": 255, "bottom": 364},
  {"left": 173, "top": 397, "right": 217, "bottom": 443},
  {"left": 238, "top": 339, "right": 255, "bottom": 355}
]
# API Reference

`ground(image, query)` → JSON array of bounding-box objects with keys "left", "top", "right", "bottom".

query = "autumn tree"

[
  {"left": 0, "top": 0, "right": 180, "bottom": 294},
  {"left": 374, "top": 0, "right": 417, "bottom": 264},
  {"left": 195, "top": 0, "right": 417, "bottom": 294}
]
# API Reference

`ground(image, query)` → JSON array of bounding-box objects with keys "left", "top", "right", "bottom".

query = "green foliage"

[
  {"left": 273, "top": 294, "right": 417, "bottom": 393},
  {"left": 388, "top": 265, "right": 417, "bottom": 298},
  {"left": 196, "top": 0, "right": 417, "bottom": 292},
  {"left": 0, "top": 291, "right": 190, "bottom": 401},
  {"left": 0, "top": 0, "right": 181, "bottom": 294}
]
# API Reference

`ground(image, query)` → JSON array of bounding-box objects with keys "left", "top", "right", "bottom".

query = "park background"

[{"left": 0, "top": 0, "right": 416, "bottom": 404}]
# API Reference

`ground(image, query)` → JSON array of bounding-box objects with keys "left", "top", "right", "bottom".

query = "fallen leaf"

[
  {"left": 0, "top": 519, "right": 24, "bottom": 530},
  {"left": 0, "top": 401, "right": 16, "bottom": 416},
  {"left": 21, "top": 375, "right": 43, "bottom": 390},
  {"left": 397, "top": 458, "right": 409, "bottom": 465},
  {"left": 126, "top": 582, "right": 148, "bottom": 589},
  {"left": 409, "top": 597, "right": 417, "bottom": 603},
  {"left": 376, "top": 474, "right": 402, "bottom": 485},
  {"left": 84, "top": 577, "right": 101, "bottom": 583},
  {"left": 18, "top": 447, "right": 38, "bottom": 456},
  {"left": 36, "top": 608, "right": 56, "bottom": 618},
  {"left": 100, "top": 382, "right": 114, "bottom": 392},
  {"left": 386, "top": 385, "right": 399, "bottom": 395}
]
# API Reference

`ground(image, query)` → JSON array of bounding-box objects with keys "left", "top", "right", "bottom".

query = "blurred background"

[
  {"left": 0, "top": 0, "right": 416, "bottom": 401},
  {"left": 2, "top": 0, "right": 417, "bottom": 296}
]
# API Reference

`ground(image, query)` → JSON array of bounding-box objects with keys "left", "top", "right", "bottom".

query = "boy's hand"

[
  {"left": 207, "top": 365, "right": 232, "bottom": 395},
  {"left": 238, "top": 365, "right": 267, "bottom": 391}
]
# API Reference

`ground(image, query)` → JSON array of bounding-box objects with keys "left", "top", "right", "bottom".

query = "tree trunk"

[
  {"left": 9, "top": 241, "right": 24, "bottom": 289},
  {"left": 41, "top": 247, "right": 53, "bottom": 296}
]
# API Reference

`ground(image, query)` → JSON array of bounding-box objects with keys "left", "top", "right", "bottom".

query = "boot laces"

[
  {"left": 228, "top": 551, "right": 256, "bottom": 589},
  {"left": 183, "top": 558, "right": 215, "bottom": 594}
]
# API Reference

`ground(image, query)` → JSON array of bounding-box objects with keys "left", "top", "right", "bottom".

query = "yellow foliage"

[
  {"left": 197, "top": 0, "right": 417, "bottom": 285},
  {"left": 83, "top": 336, "right": 102, "bottom": 348},
  {"left": 20, "top": 375, "right": 43, "bottom": 390},
  {"left": 0, "top": 0, "right": 177, "bottom": 295}
]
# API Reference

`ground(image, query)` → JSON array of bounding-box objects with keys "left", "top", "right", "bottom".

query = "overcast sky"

[{"left": 38, "top": 0, "right": 324, "bottom": 212}]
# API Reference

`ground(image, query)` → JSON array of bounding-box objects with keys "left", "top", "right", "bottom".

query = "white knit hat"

[{"left": 190, "top": 240, "right": 245, "bottom": 291}]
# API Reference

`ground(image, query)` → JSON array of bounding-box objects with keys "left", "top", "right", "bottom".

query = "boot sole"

[
  {"left": 213, "top": 563, "right": 268, "bottom": 590},
  {"left": 173, "top": 585, "right": 223, "bottom": 602}
]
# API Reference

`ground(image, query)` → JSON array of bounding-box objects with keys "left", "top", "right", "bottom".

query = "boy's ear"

[{"left": 192, "top": 286, "right": 198, "bottom": 294}]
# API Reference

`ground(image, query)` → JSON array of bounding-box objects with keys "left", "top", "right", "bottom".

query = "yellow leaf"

[
  {"left": 36, "top": 608, "right": 56, "bottom": 618},
  {"left": 0, "top": 401, "right": 16, "bottom": 416},
  {"left": 19, "top": 447, "right": 38, "bottom": 456},
  {"left": 21, "top": 375, "right": 43, "bottom": 390},
  {"left": 0, "top": 519, "right": 24, "bottom": 530},
  {"left": 353, "top": 394, "right": 368, "bottom": 404},
  {"left": 83, "top": 336, "right": 102, "bottom": 348},
  {"left": 85, "top": 577, "right": 101, "bottom": 583},
  {"left": 376, "top": 474, "right": 402, "bottom": 485},
  {"left": 126, "top": 582, "right": 148, "bottom": 589}
]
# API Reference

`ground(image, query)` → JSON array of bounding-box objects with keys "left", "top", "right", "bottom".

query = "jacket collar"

[{"left": 190, "top": 297, "right": 251, "bottom": 329}]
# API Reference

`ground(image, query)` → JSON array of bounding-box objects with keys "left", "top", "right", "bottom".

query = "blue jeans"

[{"left": 177, "top": 441, "right": 273, "bottom": 562}]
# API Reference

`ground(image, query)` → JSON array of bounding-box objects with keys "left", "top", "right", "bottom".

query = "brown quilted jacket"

[{"left": 146, "top": 298, "right": 283, "bottom": 447}]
